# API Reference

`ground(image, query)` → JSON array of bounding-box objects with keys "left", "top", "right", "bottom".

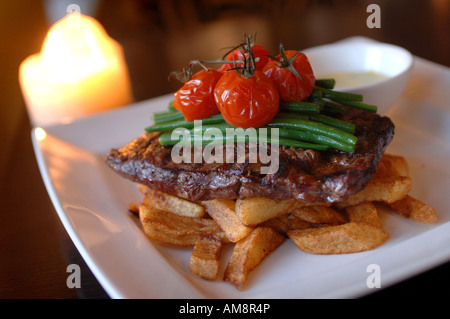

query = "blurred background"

[{"left": 0, "top": 0, "right": 449, "bottom": 298}]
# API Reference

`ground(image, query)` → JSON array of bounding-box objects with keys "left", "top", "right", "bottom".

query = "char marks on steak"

[{"left": 105, "top": 108, "right": 394, "bottom": 204}]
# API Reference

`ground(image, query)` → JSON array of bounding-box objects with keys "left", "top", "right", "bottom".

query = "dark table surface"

[{"left": 1, "top": 0, "right": 449, "bottom": 300}]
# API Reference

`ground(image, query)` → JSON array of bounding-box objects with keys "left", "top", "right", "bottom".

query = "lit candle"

[{"left": 19, "top": 12, "right": 133, "bottom": 126}]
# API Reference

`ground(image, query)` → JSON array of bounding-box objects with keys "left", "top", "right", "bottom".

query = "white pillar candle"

[{"left": 19, "top": 12, "right": 133, "bottom": 126}]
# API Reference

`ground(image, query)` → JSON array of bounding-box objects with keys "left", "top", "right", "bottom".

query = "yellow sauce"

[{"left": 320, "top": 71, "right": 388, "bottom": 88}]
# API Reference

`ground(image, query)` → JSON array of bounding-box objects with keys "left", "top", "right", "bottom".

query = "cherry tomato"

[
  {"left": 174, "top": 68, "right": 222, "bottom": 121},
  {"left": 218, "top": 44, "right": 271, "bottom": 73},
  {"left": 262, "top": 50, "right": 315, "bottom": 102},
  {"left": 214, "top": 70, "right": 279, "bottom": 128}
]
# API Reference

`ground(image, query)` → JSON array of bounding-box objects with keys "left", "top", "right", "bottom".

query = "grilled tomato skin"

[
  {"left": 262, "top": 50, "right": 315, "bottom": 102},
  {"left": 174, "top": 68, "right": 222, "bottom": 121},
  {"left": 214, "top": 70, "right": 279, "bottom": 128}
]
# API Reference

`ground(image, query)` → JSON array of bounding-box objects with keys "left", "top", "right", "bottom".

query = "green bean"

[
  {"left": 275, "top": 112, "right": 309, "bottom": 121},
  {"left": 158, "top": 131, "right": 329, "bottom": 150},
  {"left": 273, "top": 113, "right": 355, "bottom": 145},
  {"left": 266, "top": 118, "right": 358, "bottom": 145},
  {"left": 323, "top": 100, "right": 350, "bottom": 115},
  {"left": 306, "top": 88, "right": 324, "bottom": 101},
  {"left": 337, "top": 100, "right": 378, "bottom": 113},
  {"left": 308, "top": 113, "right": 356, "bottom": 134},
  {"left": 188, "top": 123, "right": 353, "bottom": 152},
  {"left": 275, "top": 128, "right": 355, "bottom": 153},
  {"left": 279, "top": 101, "right": 321, "bottom": 113},
  {"left": 153, "top": 110, "right": 185, "bottom": 124},
  {"left": 148, "top": 100, "right": 358, "bottom": 152},
  {"left": 315, "top": 79, "right": 336, "bottom": 89},
  {"left": 316, "top": 87, "right": 363, "bottom": 102},
  {"left": 306, "top": 97, "right": 325, "bottom": 110},
  {"left": 189, "top": 122, "right": 235, "bottom": 133},
  {"left": 145, "top": 114, "right": 225, "bottom": 132},
  {"left": 276, "top": 138, "right": 329, "bottom": 150}
]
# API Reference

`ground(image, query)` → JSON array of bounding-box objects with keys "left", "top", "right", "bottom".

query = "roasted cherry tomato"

[
  {"left": 214, "top": 70, "right": 279, "bottom": 128},
  {"left": 218, "top": 44, "right": 271, "bottom": 73},
  {"left": 174, "top": 68, "right": 222, "bottom": 121},
  {"left": 262, "top": 50, "right": 315, "bottom": 102}
]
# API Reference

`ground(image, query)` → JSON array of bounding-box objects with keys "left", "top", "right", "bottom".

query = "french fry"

[
  {"left": 335, "top": 154, "right": 412, "bottom": 209},
  {"left": 261, "top": 213, "right": 312, "bottom": 235},
  {"left": 377, "top": 154, "right": 409, "bottom": 177},
  {"left": 224, "top": 227, "right": 284, "bottom": 290},
  {"left": 133, "top": 152, "right": 437, "bottom": 291},
  {"left": 202, "top": 199, "right": 253, "bottom": 243},
  {"left": 346, "top": 202, "right": 382, "bottom": 228},
  {"left": 335, "top": 175, "right": 412, "bottom": 209},
  {"left": 235, "top": 196, "right": 327, "bottom": 226},
  {"left": 142, "top": 187, "right": 205, "bottom": 218},
  {"left": 235, "top": 197, "right": 292, "bottom": 226},
  {"left": 287, "top": 222, "right": 389, "bottom": 255},
  {"left": 189, "top": 235, "right": 223, "bottom": 280},
  {"left": 292, "top": 206, "right": 347, "bottom": 225},
  {"left": 388, "top": 195, "right": 438, "bottom": 224},
  {"left": 139, "top": 202, "right": 229, "bottom": 247}
]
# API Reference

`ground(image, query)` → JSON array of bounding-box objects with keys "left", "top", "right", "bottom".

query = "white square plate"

[{"left": 32, "top": 46, "right": 450, "bottom": 299}]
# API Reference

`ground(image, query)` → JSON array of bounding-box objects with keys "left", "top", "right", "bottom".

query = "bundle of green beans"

[
  {"left": 144, "top": 79, "right": 377, "bottom": 153},
  {"left": 309, "top": 78, "right": 378, "bottom": 113}
]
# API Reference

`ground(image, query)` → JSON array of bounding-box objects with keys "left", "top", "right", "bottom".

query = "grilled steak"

[{"left": 105, "top": 108, "right": 394, "bottom": 204}]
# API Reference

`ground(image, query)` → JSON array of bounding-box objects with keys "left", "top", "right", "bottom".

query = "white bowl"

[{"left": 303, "top": 36, "right": 414, "bottom": 115}]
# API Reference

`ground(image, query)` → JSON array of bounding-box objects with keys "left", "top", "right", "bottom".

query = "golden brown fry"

[
  {"left": 142, "top": 188, "right": 205, "bottom": 218},
  {"left": 235, "top": 196, "right": 327, "bottom": 226},
  {"left": 377, "top": 154, "right": 409, "bottom": 177},
  {"left": 235, "top": 197, "right": 292, "bottom": 226},
  {"left": 189, "top": 235, "right": 223, "bottom": 280},
  {"left": 292, "top": 206, "right": 347, "bottom": 225},
  {"left": 346, "top": 202, "right": 382, "bottom": 228},
  {"left": 224, "top": 227, "right": 284, "bottom": 290},
  {"left": 202, "top": 199, "right": 253, "bottom": 243},
  {"left": 388, "top": 195, "right": 438, "bottom": 224},
  {"left": 335, "top": 175, "right": 412, "bottom": 209},
  {"left": 261, "top": 213, "right": 312, "bottom": 235},
  {"left": 287, "top": 222, "right": 389, "bottom": 255},
  {"left": 335, "top": 154, "right": 412, "bottom": 209},
  {"left": 139, "top": 202, "right": 229, "bottom": 247}
]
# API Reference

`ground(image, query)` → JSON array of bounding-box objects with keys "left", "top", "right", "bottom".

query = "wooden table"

[{"left": 1, "top": 0, "right": 449, "bottom": 299}]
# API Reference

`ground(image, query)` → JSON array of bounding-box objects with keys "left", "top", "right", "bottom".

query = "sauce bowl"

[{"left": 303, "top": 36, "right": 414, "bottom": 115}]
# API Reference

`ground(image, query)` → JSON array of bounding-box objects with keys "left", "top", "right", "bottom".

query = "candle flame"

[
  {"left": 39, "top": 13, "right": 118, "bottom": 82},
  {"left": 19, "top": 12, "right": 133, "bottom": 126}
]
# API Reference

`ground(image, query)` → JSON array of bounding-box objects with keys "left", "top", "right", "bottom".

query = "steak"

[{"left": 105, "top": 108, "right": 394, "bottom": 204}]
